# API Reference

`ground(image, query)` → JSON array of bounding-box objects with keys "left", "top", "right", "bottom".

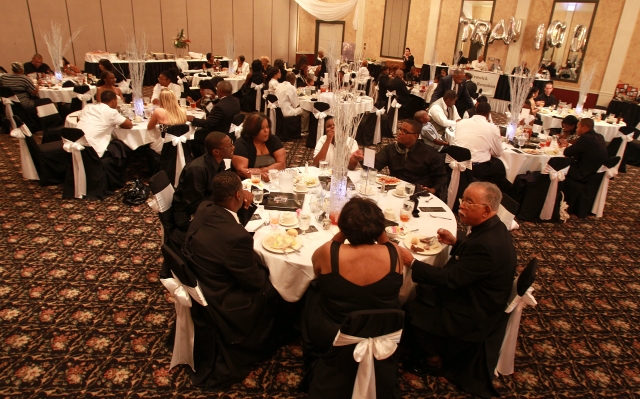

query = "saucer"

[
  {"left": 279, "top": 219, "right": 298, "bottom": 227},
  {"left": 392, "top": 191, "right": 408, "bottom": 198}
]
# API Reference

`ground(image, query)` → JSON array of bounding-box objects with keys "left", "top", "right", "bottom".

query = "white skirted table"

[
  {"left": 538, "top": 109, "right": 624, "bottom": 142},
  {"left": 499, "top": 143, "right": 565, "bottom": 183},
  {"left": 39, "top": 86, "right": 97, "bottom": 103},
  {"left": 299, "top": 95, "right": 374, "bottom": 115},
  {"left": 190, "top": 75, "right": 246, "bottom": 93},
  {"left": 245, "top": 167, "right": 457, "bottom": 303}
]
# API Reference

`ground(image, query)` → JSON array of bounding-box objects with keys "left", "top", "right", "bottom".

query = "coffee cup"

[
  {"left": 395, "top": 183, "right": 405, "bottom": 195},
  {"left": 296, "top": 182, "right": 308, "bottom": 192},
  {"left": 383, "top": 208, "right": 395, "bottom": 220},
  {"left": 281, "top": 211, "right": 296, "bottom": 225}
]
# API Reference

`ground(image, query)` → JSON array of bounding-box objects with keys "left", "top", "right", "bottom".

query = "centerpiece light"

[{"left": 126, "top": 33, "right": 148, "bottom": 117}]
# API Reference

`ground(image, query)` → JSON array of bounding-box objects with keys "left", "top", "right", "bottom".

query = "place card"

[
  {"left": 420, "top": 207, "right": 446, "bottom": 212},
  {"left": 363, "top": 148, "right": 375, "bottom": 169}
]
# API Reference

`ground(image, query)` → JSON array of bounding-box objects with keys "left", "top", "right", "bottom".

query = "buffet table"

[{"left": 245, "top": 167, "right": 457, "bottom": 302}]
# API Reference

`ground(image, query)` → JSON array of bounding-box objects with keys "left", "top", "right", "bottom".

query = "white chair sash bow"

[
  {"left": 313, "top": 110, "right": 328, "bottom": 146},
  {"left": 266, "top": 100, "right": 279, "bottom": 137},
  {"left": 539, "top": 164, "right": 570, "bottom": 220},
  {"left": 2, "top": 95, "right": 19, "bottom": 130},
  {"left": 591, "top": 164, "right": 618, "bottom": 217},
  {"left": 164, "top": 134, "right": 189, "bottom": 187},
  {"left": 251, "top": 83, "right": 264, "bottom": 111},
  {"left": 385, "top": 90, "right": 396, "bottom": 112},
  {"left": 373, "top": 107, "right": 385, "bottom": 145},
  {"left": 496, "top": 285, "right": 536, "bottom": 376},
  {"left": 445, "top": 154, "right": 472, "bottom": 210},
  {"left": 62, "top": 137, "right": 89, "bottom": 198},
  {"left": 10, "top": 124, "right": 39, "bottom": 180},
  {"left": 76, "top": 93, "right": 93, "bottom": 108},
  {"left": 148, "top": 183, "right": 175, "bottom": 241},
  {"left": 231, "top": 123, "right": 244, "bottom": 140},
  {"left": 612, "top": 132, "right": 634, "bottom": 174},
  {"left": 160, "top": 271, "right": 208, "bottom": 371},
  {"left": 333, "top": 329, "right": 403, "bottom": 399},
  {"left": 390, "top": 100, "right": 401, "bottom": 135}
]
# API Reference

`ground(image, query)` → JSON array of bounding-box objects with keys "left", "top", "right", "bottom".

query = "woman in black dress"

[
  {"left": 232, "top": 112, "right": 286, "bottom": 181},
  {"left": 302, "top": 197, "right": 403, "bottom": 362}
]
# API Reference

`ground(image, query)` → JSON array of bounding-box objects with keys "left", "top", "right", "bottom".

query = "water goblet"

[
  {"left": 252, "top": 188, "right": 264, "bottom": 205},
  {"left": 299, "top": 213, "right": 311, "bottom": 237}
]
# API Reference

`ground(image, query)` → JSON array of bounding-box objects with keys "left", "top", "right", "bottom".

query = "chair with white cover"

[
  {"left": 517, "top": 157, "right": 572, "bottom": 222},
  {"left": 36, "top": 99, "right": 64, "bottom": 143},
  {"left": 70, "top": 85, "right": 93, "bottom": 112},
  {"left": 564, "top": 156, "right": 620, "bottom": 218},
  {"left": 591, "top": 156, "right": 622, "bottom": 218},
  {"left": 12, "top": 116, "right": 67, "bottom": 185},
  {"left": 306, "top": 101, "right": 331, "bottom": 148},
  {"left": 497, "top": 192, "right": 520, "bottom": 231},
  {"left": 265, "top": 94, "right": 279, "bottom": 138},
  {"left": 149, "top": 171, "right": 175, "bottom": 244},
  {"left": 607, "top": 131, "right": 634, "bottom": 173},
  {"left": 1, "top": 87, "right": 23, "bottom": 133},
  {"left": 387, "top": 99, "right": 402, "bottom": 135},
  {"left": 158, "top": 124, "right": 194, "bottom": 188},
  {"left": 305, "top": 309, "right": 405, "bottom": 399},
  {"left": 495, "top": 258, "right": 538, "bottom": 376},
  {"left": 268, "top": 93, "right": 301, "bottom": 142},
  {"left": 441, "top": 146, "right": 474, "bottom": 213},
  {"left": 160, "top": 244, "right": 208, "bottom": 373},
  {"left": 356, "top": 103, "right": 392, "bottom": 146},
  {"left": 230, "top": 113, "right": 245, "bottom": 142},
  {"left": 60, "top": 127, "right": 112, "bottom": 200}
]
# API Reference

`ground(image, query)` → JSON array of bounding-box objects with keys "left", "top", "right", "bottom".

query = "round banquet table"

[
  {"left": 245, "top": 167, "right": 458, "bottom": 303},
  {"left": 538, "top": 109, "right": 624, "bottom": 142},
  {"left": 299, "top": 95, "right": 374, "bottom": 115},
  {"left": 64, "top": 108, "right": 205, "bottom": 150},
  {"left": 499, "top": 143, "right": 565, "bottom": 183},
  {"left": 39, "top": 86, "right": 97, "bottom": 103},
  {"left": 190, "top": 74, "right": 245, "bottom": 93}
]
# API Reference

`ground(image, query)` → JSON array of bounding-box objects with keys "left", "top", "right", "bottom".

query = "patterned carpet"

[{"left": 0, "top": 124, "right": 639, "bottom": 398}]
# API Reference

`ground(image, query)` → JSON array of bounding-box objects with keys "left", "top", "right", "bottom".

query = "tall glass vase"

[{"left": 329, "top": 167, "right": 348, "bottom": 225}]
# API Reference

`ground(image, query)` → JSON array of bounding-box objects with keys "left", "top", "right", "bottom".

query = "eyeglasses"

[
  {"left": 397, "top": 128, "right": 418, "bottom": 136},
  {"left": 459, "top": 198, "right": 486, "bottom": 207}
]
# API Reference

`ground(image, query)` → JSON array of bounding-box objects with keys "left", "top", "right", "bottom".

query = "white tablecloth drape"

[
  {"left": 191, "top": 75, "right": 245, "bottom": 93},
  {"left": 538, "top": 111, "right": 623, "bottom": 142},
  {"left": 499, "top": 144, "right": 564, "bottom": 183},
  {"left": 39, "top": 86, "right": 97, "bottom": 103},
  {"left": 300, "top": 96, "right": 374, "bottom": 116}
]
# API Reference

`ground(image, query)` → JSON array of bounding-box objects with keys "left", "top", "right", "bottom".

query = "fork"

[{"left": 429, "top": 214, "right": 452, "bottom": 220}]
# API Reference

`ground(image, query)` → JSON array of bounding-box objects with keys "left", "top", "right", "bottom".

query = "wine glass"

[
  {"left": 299, "top": 213, "right": 311, "bottom": 238},
  {"left": 309, "top": 194, "right": 321, "bottom": 221},
  {"left": 405, "top": 183, "right": 415, "bottom": 197},
  {"left": 252, "top": 188, "right": 263, "bottom": 205}
]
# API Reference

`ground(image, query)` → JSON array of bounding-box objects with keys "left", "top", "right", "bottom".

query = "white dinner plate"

[
  {"left": 403, "top": 234, "right": 443, "bottom": 255},
  {"left": 279, "top": 220, "right": 298, "bottom": 227},
  {"left": 392, "top": 191, "right": 408, "bottom": 198},
  {"left": 262, "top": 234, "right": 302, "bottom": 253}
]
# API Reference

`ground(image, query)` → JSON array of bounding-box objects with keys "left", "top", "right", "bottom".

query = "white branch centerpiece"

[
  {"left": 41, "top": 22, "right": 82, "bottom": 81},
  {"left": 575, "top": 63, "right": 597, "bottom": 115},
  {"left": 506, "top": 64, "right": 536, "bottom": 139},
  {"left": 323, "top": 49, "right": 365, "bottom": 224},
  {"left": 224, "top": 34, "right": 235, "bottom": 61},
  {"left": 126, "top": 32, "right": 148, "bottom": 117}
]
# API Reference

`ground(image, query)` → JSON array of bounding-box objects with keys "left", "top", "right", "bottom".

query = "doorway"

[{"left": 315, "top": 21, "right": 345, "bottom": 61}]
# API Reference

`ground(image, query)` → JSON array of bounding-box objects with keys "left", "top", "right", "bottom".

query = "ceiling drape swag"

[{"left": 294, "top": 0, "right": 360, "bottom": 30}]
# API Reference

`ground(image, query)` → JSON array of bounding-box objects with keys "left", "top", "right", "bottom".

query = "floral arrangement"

[{"left": 173, "top": 29, "right": 190, "bottom": 49}]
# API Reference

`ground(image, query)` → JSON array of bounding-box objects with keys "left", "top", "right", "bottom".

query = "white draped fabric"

[
  {"left": 373, "top": 107, "right": 385, "bottom": 145},
  {"left": 148, "top": 184, "right": 175, "bottom": 242},
  {"left": 294, "top": 0, "right": 359, "bottom": 29},
  {"left": 36, "top": 103, "right": 58, "bottom": 118},
  {"left": 2, "top": 95, "right": 19, "bottom": 130},
  {"left": 160, "top": 271, "right": 208, "bottom": 371},
  {"left": 591, "top": 164, "right": 618, "bottom": 218},
  {"left": 62, "top": 137, "right": 90, "bottom": 199},
  {"left": 266, "top": 100, "right": 279, "bottom": 137},
  {"left": 385, "top": 90, "right": 396, "bottom": 112},
  {"left": 539, "top": 164, "right": 570, "bottom": 220},
  {"left": 231, "top": 123, "right": 244, "bottom": 140},
  {"left": 496, "top": 285, "right": 536, "bottom": 376},
  {"left": 10, "top": 124, "right": 39, "bottom": 180},
  {"left": 313, "top": 110, "right": 328, "bottom": 146},
  {"left": 164, "top": 134, "right": 189, "bottom": 187},
  {"left": 251, "top": 83, "right": 264, "bottom": 112},
  {"left": 390, "top": 100, "right": 401, "bottom": 135},
  {"left": 445, "top": 154, "right": 472, "bottom": 210},
  {"left": 612, "top": 132, "right": 634, "bottom": 174},
  {"left": 333, "top": 329, "right": 403, "bottom": 399},
  {"left": 77, "top": 92, "right": 93, "bottom": 108},
  {"left": 498, "top": 204, "right": 519, "bottom": 231}
]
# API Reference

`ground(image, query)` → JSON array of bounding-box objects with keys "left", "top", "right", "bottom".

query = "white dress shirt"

[
  {"left": 453, "top": 115, "right": 502, "bottom": 163},
  {"left": 428, "top": 98, "right": 460, "bottom": 129},
  {"left": 356, "top": 66, "right": 370, "bottom": 85},
  {"left": 275, "top": 81, "right": 303, "bottom": 116},
  {"left": 472, "top": 60, "right": 488, "bottom": 71},
  {"left": 231, "top": 61, "right": 250, "bottom": 75},
  {"left": 313, "top": 136, "right": 359, "bottom": 167},
  {"left": 151, "top": 83, "right": 182, "bottom": 102},
  {"left": 76, "top": 103, "right": 126, "bottom": 158},
  {"left": 268, "top": 78, "right": 279, "bottom": 95}
]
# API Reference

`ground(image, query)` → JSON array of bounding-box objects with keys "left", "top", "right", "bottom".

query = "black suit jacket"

[
  {"left": 564, "top": 130, "right": 608, "bottom": 183},
  {"left": 377, "top": 74, "right": 390, "bottom": 104},
  {"left": 430, "top": 75, "right": 474, "bottom": 116},
  {"left": 408, "top": 216, "right": 517, "bottom": 342},
  {"left": 192, "top": 95, "right": 241, "bottom": 139},
  {"left": 466, "top": 80, "right": 478, "bottom": 99},
  {"left": 458, "top": 56, "right": 469, "bottom": 65},
  {"left": 182, "top": 202, "right": 275, "bottom": 347},
  {"left": 386, "top": 76, "right": 412, "bottom": 106}
]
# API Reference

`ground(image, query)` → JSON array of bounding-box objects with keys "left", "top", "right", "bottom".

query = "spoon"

[
  {"left": 254, "top": 220, "right": 269, "bottom": 232},
  {"left": 429, "top": 214, "right": 452, "bottom": 220}
]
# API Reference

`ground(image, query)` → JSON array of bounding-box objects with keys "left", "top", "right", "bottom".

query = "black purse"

[{"left": 121, "top": 179, "right": 150, "bottom": 206}]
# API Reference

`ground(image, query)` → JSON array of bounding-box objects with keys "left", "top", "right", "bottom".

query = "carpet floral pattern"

[{"left": 0, "top": 130, "right": 639, "bottom": 398}]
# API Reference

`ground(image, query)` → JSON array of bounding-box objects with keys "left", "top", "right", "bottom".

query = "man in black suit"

[
  {"left": 181, "top": 171, "right": 278, "bottom": 387},
  {"left": 465, "top": 72, "right": 478, "bottom": 99},
  {"left": 403, "top": 47, "right": 415, "bottom": 74},
  {"left": 188, "top": 80, "right": 240, "bottom": 136},
  {"left": 376, "top": 65, "right": 390, "bottom": 104},
  {"left": 430, "top": 68, "right": 474, "bottom": 117},
  {"left": 535, "top": 82, "right": 558, "bottom": 107},
  {"left": 400, "top": 181, "right": 517, "bottom": 398},
  {"left": 315, "top": 49, "right": 328, "bottom": 88},
  {"left": 457, "top": 51, "right": 469, "bottom": 66},
  {"left": 387, "top": 69, "right": 422, "bottom": 117},
  {"left": 561, "top": 118, "right": 608, "bottom": 183}
]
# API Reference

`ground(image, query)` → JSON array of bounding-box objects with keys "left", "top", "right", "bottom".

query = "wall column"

[
  {"left": 423, "top": 0, "right": 440, "bottom": 64},
  {"left": 504, "top": 0, "right": 531, "bottom": 73}
]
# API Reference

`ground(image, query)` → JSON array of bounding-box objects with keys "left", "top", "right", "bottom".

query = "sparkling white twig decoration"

[{"left": 41, "top": 22, "right": 82, "bottom": 80}]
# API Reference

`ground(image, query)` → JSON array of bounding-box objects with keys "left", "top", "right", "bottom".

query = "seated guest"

[
  {"left": 181, "top": 171, "right": 279, "bottom": 388},
  {"left": 313, "top": 116, "right": 363, "bottom": 170},
  {"left": 274, "top": 58, "right": 287, "bottom": 83},
  {"left": 429, "top": 90, "right": 460, "bottom": 138},
  {"left": 386, "top": 69, "right": 412, "bottom": 106},
  {"left": 561, "top": 118, "right": 607, "bottom": 182},
  {"left": 265, "top": 67, "right": 281, "bottom": 95},
  {"left": 453, "top": 102, "right": 510, "bottom": 192},
  {"left": 522, "top": 87, "right": 540, "bottom": 116},
  {"left": 76, "top": 90, "right": 133, "bottom": 158},
  {"left": 463, "top": 95, "right": 489, "bottom": 120},
  {"left": 151, "top": 70, "right": 181, "bottom": 105},
  {"left": 0, "top": 62, "right": 39, "bottom": 113},
  {"left": 400, "top": 182, "right": 516, "bottom": 399},
  {"left": 62, "top": 57, "right": 81, "bottom": 76},
  {"left": 431, "top": 68, "right": 474, "bottom": 117},
  {"left": 188, "top": 80, "right": 240, "bottom": 138},
  {"left": 407, "top": 66, "right": 421, "bottom": 83},
  {"left": 96, "top": 71, "right": 123, "bottom": 104},
  {"left": 147, "top": 89, "right": 187, "bottom": 152},
  {"left": 245, "top": 59, "right": 265, "bottom": 86},
  {"left": 490, "top": 58, "right": 502, "bottom": 73},
  {"left": 511, "top": 61, "right": 530, "bottom": 75},
  {"left": 535, "top": 82, "right": 558, "bottom": 107},
  {"left": 471, "top": 55, "right": 487, "bottom": 71},
  {"left": 440, "top": 68, "right": 448, "bottom": 78},
  {"left": 232, "top": 112, "right": 286, "bottom": 180},
  {"left": 375, "top": 120, "right": 448, "bottom": 198},
  {"left": 276, "top": 72, "right": 309, "bottom": 132},
  {"left": 260, "top": 56, "right": 271, "bottom": 72},
  {"left": 376, "top": 65, "right": 390, "bottom": 104},
  {"left": 546, "top": 62, "right": 557, "bottom": 78},
  {"left": 294, "top": 55, "right": 310, "bottom": 87},
  {"left": 97, "top": 59, "right": 125, "bottom": 84},
  {"left": 355, "top": 60, "right": 370, "bottom": 86},
  {"left": 302, "top": 197, "right": 403, "bottom": 359},
  {"left": 186, "top": 79, "right": 216, "bottom": 113},
  {"left": 552, "top": 115, "right": 579, "bottom": 145},
  {"left": 231, "top": 55, "right": 250, "bottom": 75},
  {"left": 415, "top": 110, "right": 448, "bottom": 152},
  {"left": 465, "top": 73, "right": 477, "bottom": 99},
  {"left": 456, "top": 51, "right": 469, "bottom": 66},
  {"left": 202, "top": 52, "right": 218, "bottom": 71},
  {"left": 23, "top": 54, "right": 52, "bottom": 75}
]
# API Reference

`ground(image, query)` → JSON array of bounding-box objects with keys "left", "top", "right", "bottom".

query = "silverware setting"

[
  {"left": 429, "top": 214, "right": 452, "bottom": 220},
  {"left": 254, "top": 220, "right": 269, "bottom": 232}
]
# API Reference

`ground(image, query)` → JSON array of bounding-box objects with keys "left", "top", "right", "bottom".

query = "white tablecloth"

[
  {"left": 487, "top": 98, "right": 510, "bottom": 114},
  {"left": 538, "top": 110, "right": 623, "bottom": 142},
  {"left": 499, "top": 143, "right": 564, "bottom": 182},
  {"left": 246, "top": 167, "right": 457, "bottom": 302},
  {"left": 411, "top": 87, "right": 429, "bottom": 101},
  {"left": 64, "top": 108, "right": 205, "bottom": 150},
  {"left": 191, "top": 75, "right": 245, "bottom": 93},
  {"left": 299, "top": 96, "right": 374, "bottom": 115},
  {"left": 39, "top": 86, "right": 97, "bottom": 103}
]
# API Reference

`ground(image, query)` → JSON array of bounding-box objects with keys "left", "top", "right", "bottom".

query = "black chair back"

[
  {"left": 73, "top": 85, "right": 91, "bottom": 94},
  {"left": 60, "top": 127, "right": 110, "bottom": 200},
  {"left": 164, "top": 124, "right": 190, "bottom": 139},
  {"left": 501, "top": 192, "right": 520, "bottom": 217},
  {"left": 160, "top": 244, "right": 198, "bottom": 287},
  {"left": 607, "top": 137, "right": 623, "bottom": 158},
  {"left": 266, "top": 94, "right": 278, "bottom": 104},
  {"left": 517, "top": 157, "right": 573, "bottom": 222},
  {"left": 441, "top": 146, "right": 473, "bottom": 213},
  {"left": 306, "top": 101, "right": 331, "bottom": 148},
  {"left": 232, "top": 113, "right": 245, "bottom": 126},
  {"left": 159, "top": 124, "right": 194, "bottom": 187},
  {"left": 307, "top": 309, "right": 404, "bottom": 399},
  {"left": 70, "top": 85, "right": 93, "bottom": 112},
  {"left": 517, "top": 258, "right": 538, "bottom": 296},
  {"left": 62, "top": 80, "right": 76, "bottom": 88},
  {"left": 314, "top": 101, "right": 331, "bottom": 113},
  {"left": 0, "top": 87, "right": 16, "bottom": 98}
]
